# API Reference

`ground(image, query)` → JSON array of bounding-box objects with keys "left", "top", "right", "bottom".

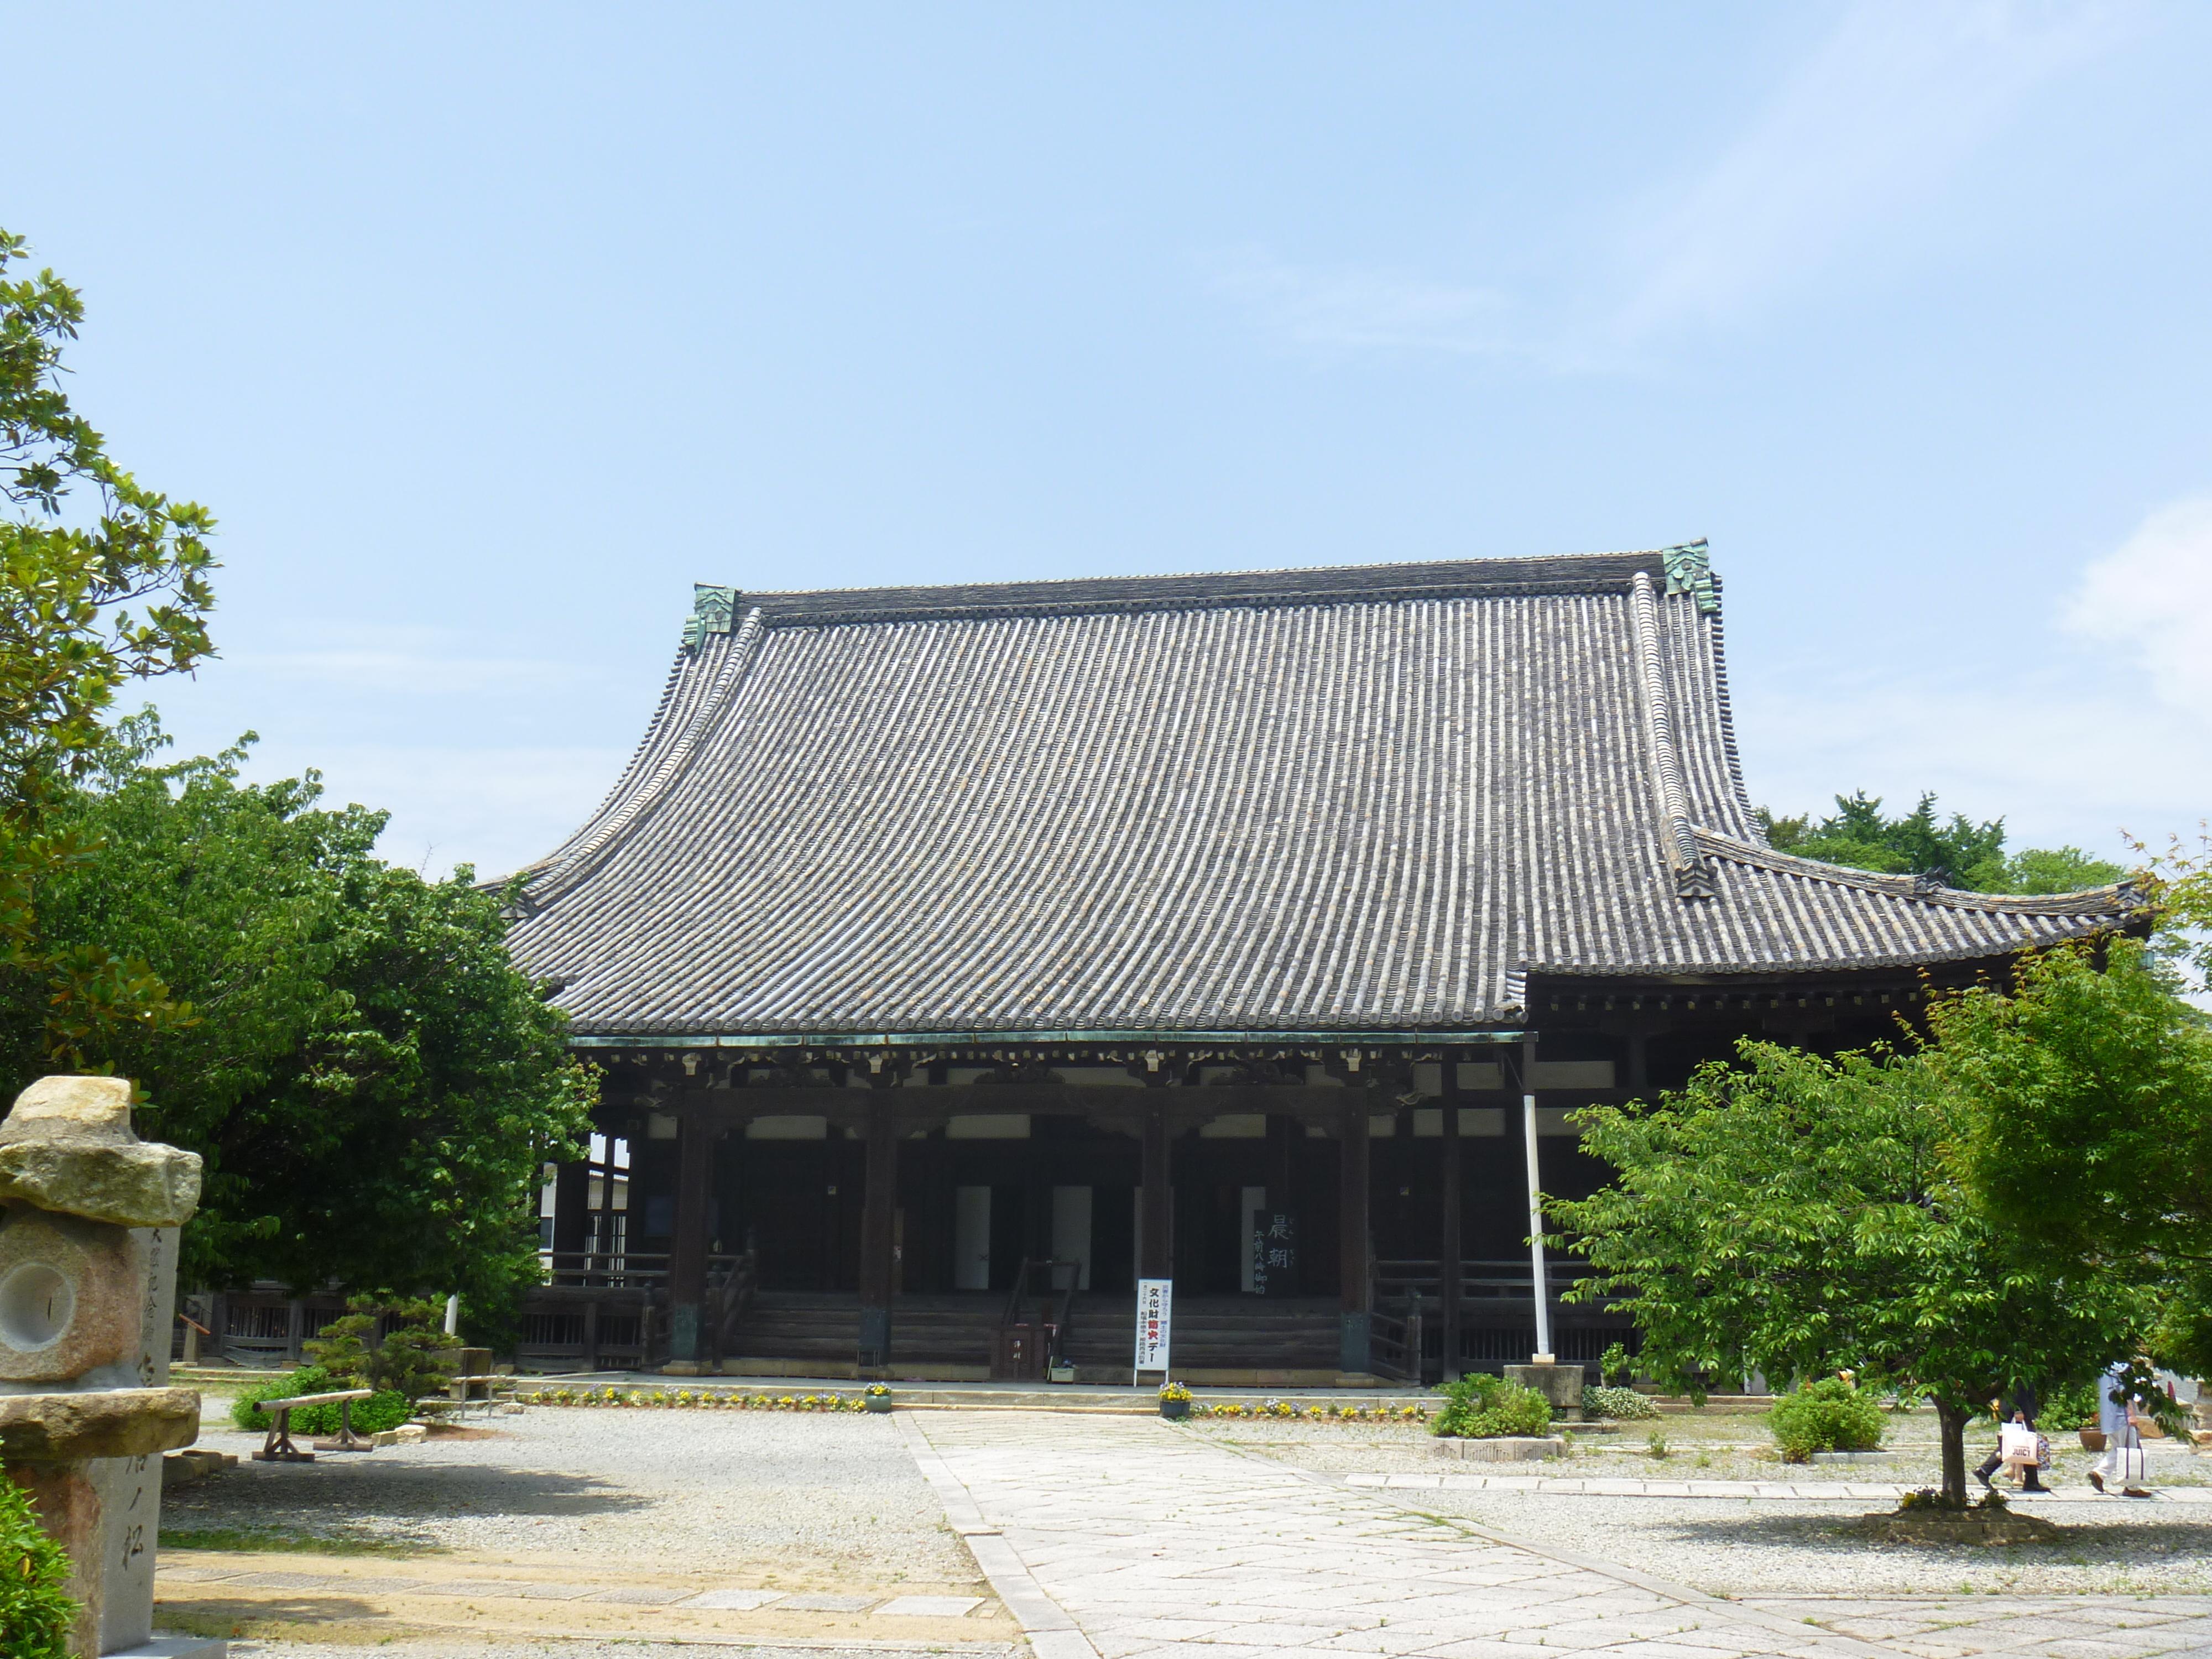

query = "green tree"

[
  {"left": 2, "top": 227, "right": 215, "bottom": 1065},
  {"left": 1755, "top": 791, "right": 2124, "bottom": 895},
  {"left": 7, "top": 721, "right": 595, "bottom": 1330},
  {"left": 1931, "top": 940, "right": 2212, "bottom": 1380},
  {"left": 1550, "top": 1041, "right": 2144, "bottom": 1507}
]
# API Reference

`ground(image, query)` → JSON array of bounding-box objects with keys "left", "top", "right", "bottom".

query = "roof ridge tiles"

[
  {"left": 719, "top": 549, "right": 1684, "bottom": 625},
  {"left": 1692, "top": 829, "right": 2142, "bottom": 916}
]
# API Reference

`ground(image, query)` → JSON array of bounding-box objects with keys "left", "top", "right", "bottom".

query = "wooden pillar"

[
  {"left": 552, "top": 1159, "right": 589, "bottom": 1260},
  {"left": 1338, "top": 1103, "right": 1371, "bottom": 1375},
  {"left": 858, "top": 1104, "right": 899, "bottom": 1371},
  {"left": 1140, "top": 1108, "right": 1172, "bottom": 1280},
  {"left": 1439, "top": 1051, "right": 1463, "bottom": 1382},
  {"left": 667, "top": 1112, "right": 716, "bottom": 1366}
]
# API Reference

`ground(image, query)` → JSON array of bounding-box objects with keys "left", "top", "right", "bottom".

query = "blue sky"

[{"left": 12, "top": 3, "right": 2210, "bottom": 878}]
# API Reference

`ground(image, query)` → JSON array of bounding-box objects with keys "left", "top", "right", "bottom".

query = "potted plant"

[
  {"left": 1158, "top": 1381, "right": 1192, "bottom": 1421},
  {"left": 864, "top": 1383, "right": 894, "bottom": 1414}
]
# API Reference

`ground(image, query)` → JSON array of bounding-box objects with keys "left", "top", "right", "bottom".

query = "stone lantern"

[{"left": 0, "top": 1076, "right": 220, "bottom": 1657}]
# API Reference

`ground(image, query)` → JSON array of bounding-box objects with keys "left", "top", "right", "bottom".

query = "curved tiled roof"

[{"left": 504, "top": 546, "right": 2140, "bottom": 1039}]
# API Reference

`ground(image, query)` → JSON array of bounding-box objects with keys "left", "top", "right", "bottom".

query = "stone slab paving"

[
  {"left": 904, "top": 1408, "right": 1887, "bottom": 1659},
  {"left": 1348, "top": 1475, "right": 2212, "bottom": 1504},
  {"left": 901, "top": 1410, "right": 2212, "bottom": 1659}
]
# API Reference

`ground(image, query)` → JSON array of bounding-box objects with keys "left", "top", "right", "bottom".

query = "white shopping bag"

[{"left": 1998, "top": 1424, "right": 2037, "bottom": 1462}]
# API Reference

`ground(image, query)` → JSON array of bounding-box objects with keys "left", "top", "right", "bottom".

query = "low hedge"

[
  {"left": 1432, "top": 1374, "right": 1552, "bottom": 1439},
  {"left": 1, "top": 1474, "right": 77, "bottom": 1659},
  {"left": 1768, "top": 1378, "right": 1885, "bottom": 1460},
  {"left": 229, "top": 1366, "right": 413, "bottom": 1436},
  {"left": 1582, "top": 1385, "right": 1658, "bottom": 1421}
]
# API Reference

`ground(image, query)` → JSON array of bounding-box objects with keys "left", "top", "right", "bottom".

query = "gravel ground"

[
  {"left": 1189, "top": 1418, "right": 2212, "bottom": 1598},
  {"left": 1417, "top": 1488, "right": 2212, "bottom": 1598},
  {"left": 1191, "top": 1409, "right": 2211, "bottom": 1489},
  {"left": 173, "top": 1407, "right": 978, "bottom": 1592}
]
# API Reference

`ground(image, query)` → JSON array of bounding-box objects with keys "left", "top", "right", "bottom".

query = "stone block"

[
  {"left": 0, "top": 1206, "right": 143, "bottom": 1383},
  {"left": 0, "top": 1387, "right": 202, "bottom": 1460},
  {"left": 0, "top": 1074, "right": 202, "bottom": 1228},
  {"left": 1433, "top": 1434, "right": 1566, "bottom": 1461},
  {"left": 1505, "top": 1361, "right": 1584, "bottom": 1413}
]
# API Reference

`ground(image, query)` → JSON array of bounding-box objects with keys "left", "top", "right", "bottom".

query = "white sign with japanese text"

[{"left": 1133, "top": 1277, "right": 1172, "bottom": 1375}]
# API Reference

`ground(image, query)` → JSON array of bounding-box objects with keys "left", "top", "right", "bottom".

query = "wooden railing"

[
  {"left": 706, "top": 1249, "right": 759, "bottom": 1369},
  {"left": 1373, "top": 1258, "right": 1600, "bottom": 1303},
  {"left": 1369, "top": 1302, "right": 1423, "bottom": 1383},
  {"left": 995, "top": 1258, "right": 1080, "bottom": 1377}
]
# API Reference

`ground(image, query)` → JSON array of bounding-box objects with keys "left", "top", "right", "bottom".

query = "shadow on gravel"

[
  {"left": 1652, "top": 1509, "right": 2209, "bottom": 1561},
  {"left": 161, "top": 1461, "right": 650, "bottom": 1548}
]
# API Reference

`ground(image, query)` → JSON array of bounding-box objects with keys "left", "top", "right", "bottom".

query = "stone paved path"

[{"left": 902, "top": 1411, "right": 2212, "bottom": 1659}]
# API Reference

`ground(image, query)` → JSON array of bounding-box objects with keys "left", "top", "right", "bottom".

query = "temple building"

[{"left": 504, "top": 544, "right": 2138, "bottom": 1383}]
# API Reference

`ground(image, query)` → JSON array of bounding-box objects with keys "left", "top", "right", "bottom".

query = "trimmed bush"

[
  {"left": 1, "top": 1475, "right": 77, "bottom": 1659},
  {"left": 229, "top": 1365, "right": 413, "bottom": 1436},
  {"left": 1583, "top": 1385, "right": 1658, "bottom": 1421},
  {"left": 1432, "top": 1374, "right": 1553, "bottom": 1439},
  {"left": 1768, "top": 1378, "right": 1885, "bottom": 1460}
]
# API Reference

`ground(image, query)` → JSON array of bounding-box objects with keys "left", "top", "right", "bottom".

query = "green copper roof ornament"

[
  {"left": 1660, "top": 540, "right": 1718, "bottom": 614},
  {"left": 684, "top": 584, "right": 739, "bottom": 655}
]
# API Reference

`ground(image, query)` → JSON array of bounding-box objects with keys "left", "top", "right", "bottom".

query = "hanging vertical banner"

[
  {"left": 1133, "top": 1277, "right": 1173, "bottom": 1374},
  {"left": 1251, "top": 1211, "right": 1298, "bottom": 1297}
]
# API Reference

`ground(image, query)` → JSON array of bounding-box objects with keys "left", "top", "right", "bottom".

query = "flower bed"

[
  {"left": 514, "top": 1386, "right": 872, "bottom": 1411},
  {"left": 1191, "top": 1399, "right": 1430, "bottom": 1422}
]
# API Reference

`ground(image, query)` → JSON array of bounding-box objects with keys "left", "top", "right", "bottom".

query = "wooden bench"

[{"left": 249, "top": 1387, "right": 375, "bottom": 1462}]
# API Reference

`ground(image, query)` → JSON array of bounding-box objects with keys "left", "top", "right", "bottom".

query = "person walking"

[
  {"left": 1976, "top": 1389, "right": 2048, "bottom": 1494},
  {"left": 2088, "top": 1358, "right": 2154, "bottom": 1497}
]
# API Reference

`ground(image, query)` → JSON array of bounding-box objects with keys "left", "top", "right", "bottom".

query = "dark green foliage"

[
  {"left": 1431, "top": 1374, "right": 1552, "bottom": 1438},
  {"left": 1583, "top": 1384, "right": 1658, "bottom": 1421},
  {"left": 307, "top": 1297, "right": 458, "bottom": 1405},
  {"left": 1769, "top": 1378, "right": 1886, "bottom": 1460},
  {"left": 1930, "top": 942, "right": 2212, "bottom": 1379},
  {"left": 1755, "top": 792, "right": 2122, "bottom": 894},
  {"left": 2036, "top": 1378, "right": 2100, "bottom": 1432},
  {"left": 1598, "top": 1340, "right": 1632, "bottom": 1386},
  {"left": 1550, "top": 1041, "right": 2145, "bottom": 1505},
  {"left": 1, "top": 719, "right": 596, "bottom": 1329},
  {"left": 227, "top": 1365, "right": 412, "bottom": 1436},
  {"left": 0, "top": 1474, "right": 77, "bottom": 1658},
  {"left": 2, "top": 227, "right": 215, "bottom": 1067}
]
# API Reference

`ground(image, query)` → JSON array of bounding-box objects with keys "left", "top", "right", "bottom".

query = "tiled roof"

[{"left": 504, "top": 546, "right": 2140, "bottom": 1039}]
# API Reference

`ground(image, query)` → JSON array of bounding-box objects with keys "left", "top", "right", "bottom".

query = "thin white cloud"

[
  {"left": 1211, "top": 2, "right": 2126, "bottom": 364},
  {"left": 233, "top": 623, "right": 599, "bottom": 697},
  {"left": 1614, "top": 1, "right": 2119, "bottom": 338},
  {"left": 1202, "top": 248, "right": 1518, "bottom": 359},
  {"left": 226, "top": 738, "right": 630, "bottom": 881},
  {"left": 2064, "top": 496, "right": 2212, "bottom": 718},
  {"left": 1738, "top": 662, "right": 2206, "bottom": 858}
]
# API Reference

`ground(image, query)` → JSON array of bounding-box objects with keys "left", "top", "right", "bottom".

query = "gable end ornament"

[
  {"left": 684, "top": 583, "right": 740, "bottom": 655},
  {"left": 1660, "top": 540, "right": 1719, "bottom": 614}
]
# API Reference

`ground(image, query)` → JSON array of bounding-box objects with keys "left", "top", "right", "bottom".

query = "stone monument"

[{"left": 0, "top": 1075, "right": 222, "bottom": 1657}]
